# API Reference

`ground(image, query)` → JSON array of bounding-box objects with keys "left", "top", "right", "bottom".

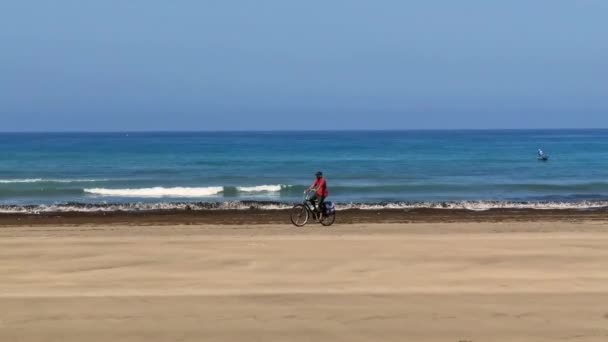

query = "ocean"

[{"left": 1, "top": 130, "right": 607, "bottom": 213}]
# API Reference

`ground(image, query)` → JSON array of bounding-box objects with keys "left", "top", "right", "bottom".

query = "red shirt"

[{"left": 313, "top": 177, "right": 329, "bottom": 197}]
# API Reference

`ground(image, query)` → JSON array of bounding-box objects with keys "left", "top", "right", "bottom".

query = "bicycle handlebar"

[{"left": 303, "top": 190, "right": 316, "bottom": 201}]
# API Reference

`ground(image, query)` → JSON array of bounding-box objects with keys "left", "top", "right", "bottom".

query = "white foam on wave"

[
  {"left": 1, "top": 200, "right": 607, "bottom": 214},
  {"left": 0, "top": 179, "right": 44, "bottom": 184},
  {"left": 337, "top": 200, "right": 608, "bottom": 211},
  {"left": 84, "top": 187, "right": 224, "bottom": 198},
  {"left": 0, "top": 201, "right": 293, "bottom": 214},
  {"left": 236, "top": 185, "right": 287, "bottom": 192},
  {"left": 0, "top": 178, "right": 106, "bottom": 184}
]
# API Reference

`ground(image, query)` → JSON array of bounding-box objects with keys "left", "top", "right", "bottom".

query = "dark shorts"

[{"left": 310, "top": 193, "right": 326, "bottom": 211}]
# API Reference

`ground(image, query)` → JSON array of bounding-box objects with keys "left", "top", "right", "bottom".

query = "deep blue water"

[{"left": 1, "top": 130, "right": 607, "bottom": 209}]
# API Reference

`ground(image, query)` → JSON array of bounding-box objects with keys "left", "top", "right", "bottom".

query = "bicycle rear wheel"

[
  {"left": 290, "top": 204, "right": 309, "bottom": 227},
  {"left": 320, "top": 212, "right": 336, "bottom": 226}
]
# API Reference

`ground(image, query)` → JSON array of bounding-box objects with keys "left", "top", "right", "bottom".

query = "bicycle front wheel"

[{"left": 290, "top": 204, "right": 309, "bottom": 227}]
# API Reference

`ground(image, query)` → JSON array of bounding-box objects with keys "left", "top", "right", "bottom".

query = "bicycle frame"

[{"left": 302, "top": 191, "right": 321, "bottom": 219}]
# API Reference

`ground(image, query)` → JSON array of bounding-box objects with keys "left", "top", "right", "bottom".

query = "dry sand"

[{"left": 2, "top": 222, "right": 608, "bottom": 341}]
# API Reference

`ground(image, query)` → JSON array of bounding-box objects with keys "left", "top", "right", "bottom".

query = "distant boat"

[{"left": 538, "top": 155, "right": 549, "bottom": 161}]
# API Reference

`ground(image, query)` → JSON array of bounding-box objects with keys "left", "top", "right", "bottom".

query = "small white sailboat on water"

[{"left": 537, "top": 148, "right": 549, "bottom": 161}]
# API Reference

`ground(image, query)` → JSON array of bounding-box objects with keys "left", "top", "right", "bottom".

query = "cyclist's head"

[{"left": 316, "top": 171, "right": 323, "bottom": 178}]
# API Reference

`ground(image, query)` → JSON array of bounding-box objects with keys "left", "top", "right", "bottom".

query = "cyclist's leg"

[
  {"left": 318, "top": 196, "right": 326, "bottom": 217},
  {"left": 309, "top": 193, "right": 319, "bottom": 214}
]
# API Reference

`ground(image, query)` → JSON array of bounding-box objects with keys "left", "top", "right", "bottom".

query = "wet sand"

[
  {"left": 1, "top": 207, "right": 608, "bottom": 226},
  {"left": 2, "top": 222, "right": 608, "bottom": 341}
]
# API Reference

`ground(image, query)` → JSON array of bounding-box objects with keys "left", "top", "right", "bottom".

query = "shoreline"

[{"left": 1, "top": 207, "right": 607, "bottom": 226}]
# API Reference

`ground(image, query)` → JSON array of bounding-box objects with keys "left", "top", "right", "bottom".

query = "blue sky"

[{"left": 1, "top": 1, "right": 606, "bottom": 131}]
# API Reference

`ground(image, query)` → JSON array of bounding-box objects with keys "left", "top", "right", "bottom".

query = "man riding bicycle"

[{"left": 306, "top": 171, "right": 329, "bottom": 219}]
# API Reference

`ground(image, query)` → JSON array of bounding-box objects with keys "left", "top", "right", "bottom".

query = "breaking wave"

[
  {"left": 236, "top": 185, "right": 288, "bottom": 192},
  {"left": 84, "top": 185, "right": 290, "bottom": 197},
  {"left": 0, "top": 178, "right": 106, "bottom": 184},
  {"left": 84, "top": 187, "right": 224, "bottom": 198}
]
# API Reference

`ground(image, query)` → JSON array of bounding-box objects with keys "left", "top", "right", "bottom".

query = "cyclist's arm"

[{"left": 306, "top": 181, "right": 318, "bottom": 192}]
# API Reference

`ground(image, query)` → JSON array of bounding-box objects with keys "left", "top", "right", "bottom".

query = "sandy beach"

[{"left": 1, "top": 221, "right": 608, "bottom": 341}]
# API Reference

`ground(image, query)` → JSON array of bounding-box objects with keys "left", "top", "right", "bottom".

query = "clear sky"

[{"left": 1, "top": 1, "right": 607, "bottom": 131}]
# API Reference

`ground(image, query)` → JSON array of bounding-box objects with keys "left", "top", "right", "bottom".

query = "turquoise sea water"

[{"left": 1, "top": 130, "right": 607, "bottom": 212}]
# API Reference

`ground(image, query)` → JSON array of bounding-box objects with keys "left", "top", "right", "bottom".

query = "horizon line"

[{"left": 1, "top": 128, "right": 607, "bottom": 134}]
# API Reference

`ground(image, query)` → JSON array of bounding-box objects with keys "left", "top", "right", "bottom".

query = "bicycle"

[{"left": 290, "top": 190, "right": 336, "bottom": 227}]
